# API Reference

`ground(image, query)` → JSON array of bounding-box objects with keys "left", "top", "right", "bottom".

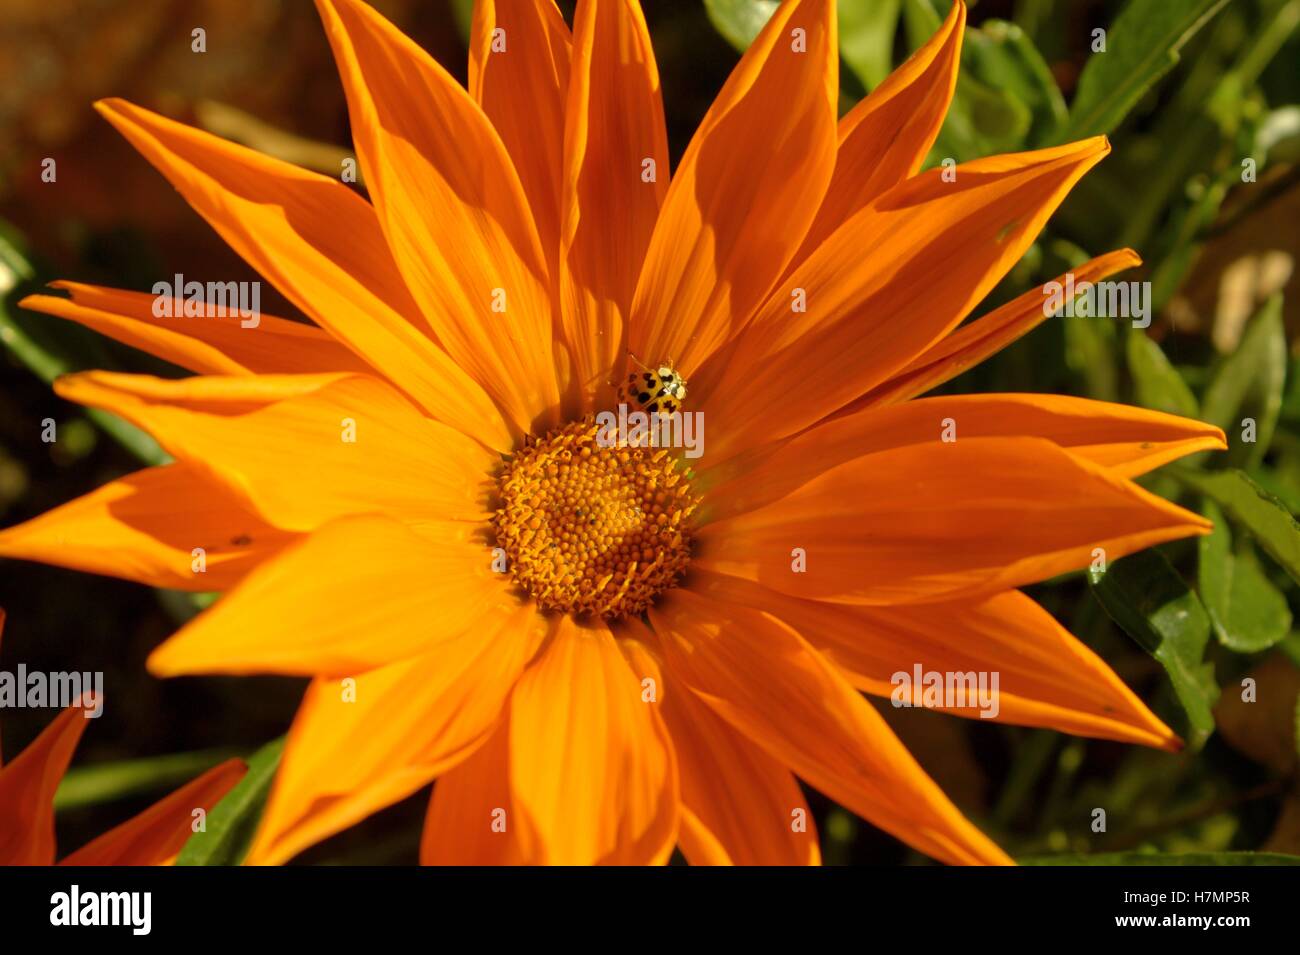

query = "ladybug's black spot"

[
  {"left": 627, "top": 373, "right": 636, "bottom": 382},
  {"left": 642, "top": 373, "right": 655, "bottom": 383},
  {"left": 637, "top": 391, "right": 652, "bottom": 404},
  {"left": 647, "top": 401, "right": 660, "bottom": 412}
]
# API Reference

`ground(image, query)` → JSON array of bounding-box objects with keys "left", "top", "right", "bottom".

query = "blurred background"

[{"left": 1, "top": 0, "right": 1298, "bottom": 864}]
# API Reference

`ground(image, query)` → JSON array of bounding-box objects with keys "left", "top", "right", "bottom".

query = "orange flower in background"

[
  {"left": 0, "top": 0, "right": 1226, "bottom": 865},
  {"left": 0, "top": 611, "right": 245, "bottom": 865}
]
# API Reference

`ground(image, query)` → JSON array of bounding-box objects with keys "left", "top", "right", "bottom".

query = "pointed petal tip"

[
  {"left": 1037, "top": 134, "right": 1110, "bottom": 165},
  {"left": 92, "top": 97, "right": 133, "bottom": 125},
  {"left": 1126, "top": 709, "right": 1183, "bottom": 753},
  {"left": 49, "top": 371, "right": 99, "bottom": 404},
  {"left": 22, "top": 283, "right": 94, "bottom": 307},
  {"left": 1072, "top": 135, "right": 1111, "bottom": 162},
  {"left": 146, "top": 632, "right": 234, "bottom": 679},
  {"left": 49, "top": 372, "right": 79, "bottom": 400},
  {"left": 145, "top": 642, "right": 186, "bottom": 679},
  {"left": 145, "top": 642, "right": 234, "bottom": 680},
  {"left": 1116, "top": 246, "right": 1142, "bottom": 268},
  {"left": 17, "top": 287, "right": 74, "bottom": 314}
]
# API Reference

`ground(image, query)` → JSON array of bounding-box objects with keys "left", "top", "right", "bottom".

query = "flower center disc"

[{"left": 492, "top": 416, "right": 699, "bottom": 620}]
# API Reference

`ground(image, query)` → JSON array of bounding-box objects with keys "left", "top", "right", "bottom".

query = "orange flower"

[
  {"left": 1, "top": 0, "right": 1224, "bottom": 865},
  {"left": 0, "top": 610, "right": 244, "bottom": 865}
]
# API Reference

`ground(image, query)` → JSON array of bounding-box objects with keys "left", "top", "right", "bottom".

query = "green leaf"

[
  {"left": 838, "top": 0, "right": 902, "bottom": 92},
  {"left": 1021, "top": 851, "right": 1300, "bottom": 865},
  {"left": 448, "top": 0, "right": 473, "bottom": 42},
  {"left": 1199, "top": 500, "right": 1293, "bottom": 653},
  {"left": 0, "top": 222, "right": 168, "bottom": 465},
  {"left": 1259, "top": 105, "right": 1300, "bottom": 164},
  {"left": 1295, "top": 693, "right": 1300, "bottom": 763},
  {"left": 1246, "top": 464, "right": 1300, "bottom": 518},
  {"left": 1058, "top": 0, "right": 1231, "bottom": 142},
  {"left": 704, "top": 0, "right": 1037, "bottom": 157},
  {"left": 957, "top": 73, "right": 1033, "bottom": 148},
  {"left": 709, "top": 0, "right": 905, "bottom": 107},
  {"left": 899, "top": 0, "right": 943, "bottom": 37},
  {"left": 1281, "top": 353, "right": 1300, "bottom": 430},
  {"left": 1201, "top": 294, "right": 1286, "bottom": 469},
  {"left": 1045, "top": 238, "right": 1119, "bottom": 401},
  {"left": 1064, "top": 314, "right": 1119, "bottom": 401},
  {"left": 964, "top": 20, "right": 1067, "bottom": 147},
  {"left": 175, "top": 736, "right": 284, "bottom": 866},
  {"left": 1127, "top": 330, "right": 1199, "bottom": 418},
  {"left": 1089, "top": 551, "right": 1218, "bottom": 747},
  {"left": 1147, "top": 174, "right": 1232, "bottom": 313},
  {"left": 702, "top": 0, "right": 779, "bottom": 52},
  {"left": 1172, "top": 467, "right": 1300, "bottom": 588},
  {"left": 54, "top": 748, "right": 241, "bottom": 812},
  {"left": 1281, "top": 633, "right": 1300, "bottom": 670},
  {"left": 902, "top": 0, "right": 1031, "bottom": 161}
]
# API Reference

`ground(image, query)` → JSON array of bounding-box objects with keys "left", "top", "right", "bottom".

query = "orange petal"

[
  {"left": 148, "top": 516, "right": 519, "bottom": 677},
  {"left": 699, "top": 391, "right": 1227, "bottom": 523},
  {"left": 0, "top": 704, "right": 91, "bottom": 865},
  {"left": 902, "top": 393, "right": 1224, "bottom": 478},
  {"left": 559, "top": 0, "right": 669, "bottom": 408},
  {"left": 790, "top": 0, "right": 964, "bottom": 268},
  {"left": 651, "top": 589, "right": 1010, "bottom": 866},
  {"left": 21, "top": 283, "right": 370, "bottom": 377},
  {"left": 245, "top": 600, "right": 546, "bottom": 865},
  {"left": 506, "top": 616, "right": 678, "bottom": 864},
  {"left": 0, "top": 463, "right": 297, "bottom": 591},
  {"left": 627, "top": 0, "right": 838, "bottom": 374},
  {"left": 857, "top": 249, "right": 1144, "bottom": 408},
  {"left": 421, "top": 718, "right": 523, "bottom": 865},
  {"left": 470, "top": 0, "right": 571, "bottom": 273},
  {"left": 54, "top": 372, "right": 497, "bottom": 533},
  {"left": 618, "top": 617, "right": 819, "bottom": 865},
  {"left": 94, "top": 97, "right": 511, "bottom": 450},
  {"left": 690, "top": 571, "right": 1179, "bottom": 751},
  {"left": 59, "top": 759, "right": 246, "bottom": 866},
  {"left": 696, "top": 435, "right": 1212, "bottom": 605},
  {"left": 698, "top": 138, "right": 1110, "bottom": 463},
  {"left": 316, "top": 0, "right": 560, "bottom": 433}
]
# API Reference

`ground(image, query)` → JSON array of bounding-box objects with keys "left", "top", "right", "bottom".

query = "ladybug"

[{"left": 617, "top": 356, "right": 687, "bottom": 415}]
